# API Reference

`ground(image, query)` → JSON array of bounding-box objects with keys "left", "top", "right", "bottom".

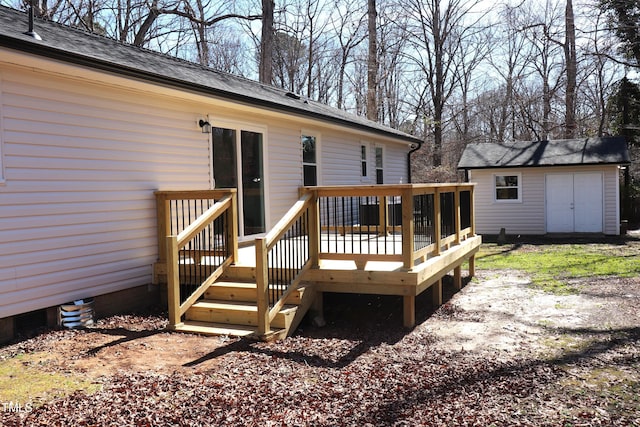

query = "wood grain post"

[
  {"left": 455, "top": 187, "right": 461, "bottom": 245},
  {"left": 166, "top": 235, "right": 181, "bottom": 329},
  {"left": 378, "top": 195, "right": 388, "bottom": 235},
  {"left": 434, "top": 189, "right": 441, "bottom": 256},
  {"left": 156, "top": 195, "right": 171, "bottom": 264},
  {"left": 401, "top": 188, "right": 414, "bottom": 270},
  {"left": 403, "top": 295, "right": 415, "bottom": 328},
  {"left": 308, "top": 191, "right": 320, "bottom": 269},
  {"left": 228, "top": 190, "right": 239, "bottom": 263},
  {"left": 468, "top": 255, "right": 476, "bottom": 277},
  {"left": 470, "top": 186, "right": 476, "bottom": 236},
  {"left": 454, "top": 265, "right": 462, "bottom": 290},
  {"left": 255, "top": 238, "right": 271, "bottom": 336},
  {"left": 432, "top": 279, "right": 442, "bottom": 306}
]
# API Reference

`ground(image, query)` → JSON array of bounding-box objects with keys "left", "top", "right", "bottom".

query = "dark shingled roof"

[
  {"left": 0, "top": 6, "right": 421, "bottom": 145},
  {"left": 458, "top": 137, "right": 630, "bottom": 170}
]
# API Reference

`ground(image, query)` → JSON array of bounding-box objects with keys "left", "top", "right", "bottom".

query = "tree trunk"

[
  {"left": 564, "top": 0, "right": 576, "bottom": 138},
  {"left": 259, "top": 0, "right": 275, "bottom": 85},
  {"left": 367, "top": 0, "right": 378, "bottom": 121}
]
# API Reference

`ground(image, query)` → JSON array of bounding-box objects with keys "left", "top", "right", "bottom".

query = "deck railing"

[
  {"left": 155, "top": 190, "right": 238, "bottom": 328},
  {"left": 255, "top": 192, "right": 316, "bottom": 336},
  {"left": 301, "top": 184, "right": 475, "bottom": 270}
]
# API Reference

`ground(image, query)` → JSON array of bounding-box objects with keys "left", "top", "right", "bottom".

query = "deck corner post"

[
  {"left": 401, "top": 188, "right": 415, "bottom": 270},
  {"left": 432, "top": 279, "right": 442, "bottom": 306},
  {"left": 308, "top": 191, "right": 320, "bottom": 269},
  {"left": 454, "top": 265, "right": 462, "bottom": 290},
  {"left": 166, "top": 235, "right": 181, "bottom": 328},
  {"left": 255, "top": 237, "right": 271, "bottom": 336},
  {"left": 403, "top": 295, "right": 415, "bottom": 328}
]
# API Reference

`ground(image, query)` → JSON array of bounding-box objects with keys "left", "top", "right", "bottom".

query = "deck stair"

[{"left": 175, "top": 271, "right": 308, "bottom": 339}]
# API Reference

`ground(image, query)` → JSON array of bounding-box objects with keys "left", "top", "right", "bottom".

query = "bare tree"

[
  {"left": 405, "top": 0, "right": 484, "bottom": 166},
  {"left": 366, "top": 0, "right": 378, "bottom": 121},
  {"left": 564, "top": 0, "right": 576, "bottom": 138},
  {"left": 259, "top": 0, "right": 275, "bottom": 83},
  {"left": 330, "top": 1, "right": 366, "bottom": 109}
]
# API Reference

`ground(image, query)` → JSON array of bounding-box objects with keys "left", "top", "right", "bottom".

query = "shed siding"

[
  {"left": 470, "top": 165, "right": 620, "bottom": 235},
  {"left": 470, "top": 168, "right": 546, "bottom": 235}
]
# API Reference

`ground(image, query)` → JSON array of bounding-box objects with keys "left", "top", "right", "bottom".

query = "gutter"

[{"left": 407, "top": 140, "right": 424, "bottom": 183}]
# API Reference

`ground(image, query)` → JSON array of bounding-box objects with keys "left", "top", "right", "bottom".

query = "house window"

[
  {"left": 375, "top": 146, "right": 384, "bottom": 184},
  {"left": 302, "top": 134, "right": 317, "bottom": 186},
  {"left": 495, "top": 174, "right": 521, "bottom": 202},
  {"left": 361, "top": 145, "right": 368, "bottom": 178}
]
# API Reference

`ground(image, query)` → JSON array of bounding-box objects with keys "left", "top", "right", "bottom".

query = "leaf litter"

[{"left": 1, "top": 245, "right": 639, "bottom": 426}]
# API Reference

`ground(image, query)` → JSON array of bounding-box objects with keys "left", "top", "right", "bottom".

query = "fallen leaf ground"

[{"left": 1, "top": 240, "right": 639, "bottom": 426}]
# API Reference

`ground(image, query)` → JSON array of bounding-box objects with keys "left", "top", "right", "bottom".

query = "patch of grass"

[
  {"left": 0, "top": 353, "right": 100, "bottom": 407},
  {"left": 475, "top": 243, "right": 640, "bottom": 294}
]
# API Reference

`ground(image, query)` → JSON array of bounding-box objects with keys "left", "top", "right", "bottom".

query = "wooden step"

[
  {"left": 173, "top": 320, "right": 258, "bottom": 337},
  {"left": 185, "top": 300, "right": 298, "bottom": 329},
  {"left": 205, "top": 281, "right": 307, "bottom": 305}
]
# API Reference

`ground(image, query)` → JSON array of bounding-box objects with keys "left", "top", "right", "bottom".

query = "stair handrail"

[
  {"left": 166, "top": 193, "right": 238, "bottom": 329},
  {"left": 255, "top": 192, "right": 316, "bottom": 336}
]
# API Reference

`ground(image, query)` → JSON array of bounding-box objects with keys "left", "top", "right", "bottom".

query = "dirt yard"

[{"left": 1, "top": 240, "right": 639, "bottom": 426}]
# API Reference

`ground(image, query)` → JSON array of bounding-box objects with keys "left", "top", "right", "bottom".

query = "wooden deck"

[{"left": 153, "top": 184, "right": 480, "bottom": 339}]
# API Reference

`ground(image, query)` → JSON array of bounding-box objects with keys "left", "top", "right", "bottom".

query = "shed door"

[{"left": 545, "top": 173, "right": 603, "bottom": 233}]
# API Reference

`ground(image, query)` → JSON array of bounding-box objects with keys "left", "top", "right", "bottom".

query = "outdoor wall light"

[{"left": 199, "top": 119, "right": 212, "bottom": 134}]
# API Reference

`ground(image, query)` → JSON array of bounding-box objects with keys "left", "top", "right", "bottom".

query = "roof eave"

[
  {"left": 0, "top": 35, "right": 421, "bottom": 145},
  {"left": 457, "top": 160, "right": 631, "bottom": 170}
]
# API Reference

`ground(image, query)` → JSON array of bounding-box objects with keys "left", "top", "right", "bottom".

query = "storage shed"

[{"left": 458, "top": 137, "right": 631, "bottom": 235}]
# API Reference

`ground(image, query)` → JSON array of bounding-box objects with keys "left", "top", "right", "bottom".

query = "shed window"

[
  {"left": 302, "top": 134, "right": 317, "bottom": 186},
  {"left": 495, "top": 174, "right": 521, "bottom": 201}
]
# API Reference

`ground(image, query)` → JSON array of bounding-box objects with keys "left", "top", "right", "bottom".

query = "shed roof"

[
  {"left": 0, "top": 6, "right": 421, "bottom": 145},
  {"left": 458, "top": 137, "right": 630, "bottom": 170}
]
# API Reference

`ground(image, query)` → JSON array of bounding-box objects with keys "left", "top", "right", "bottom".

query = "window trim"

[
  {"left": 360, "top": 143, "right": 369, "bottom": 182},
  {"left": 301, "top": 130, "right": 320, "bottom": 186},
  {"left": 375, "top": 144, "right": 384, "bottom": 185},
  {"left": 493, "top": 172, "right": 522, "bottom": 203}
]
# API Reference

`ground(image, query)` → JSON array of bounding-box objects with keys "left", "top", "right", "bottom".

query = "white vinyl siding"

[
  {"left": 470, "top": 165, "right": 620, "bottom": 235},
  {"left": 0, "top": 73, "right": 5, "bottom": 184},
  {"left": 0, "top": 67, "right": 210, "bottom": 318}
]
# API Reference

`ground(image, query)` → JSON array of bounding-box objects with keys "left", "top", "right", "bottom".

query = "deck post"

[
  {"left": 155, "top": 195, "right": 171, "bottom": 281},
  {"left": 468, "top": 255, "right": 476, "bottom": 277},
  {"left": 432, "top": 279, "right": 442, "bottom": 306},
  {"left": 255, "top": 237, "right": 271, "bottom": 336},
  {"left": 308, "top": 190, "right": 320, "bottom": 268},
  {"left": 401, "top": 188, "right": 415, "bottom": 270},
  {"left": 434, "top": 188, "right": 441, "bottom": 256},
  {"left": 166, "top": 235, "right": 181, "bottom": 329},
  {"left": 228, "top": 190, "right": 239, "bottom": 264},
  {"left": 470, "top": 186, "right": 476, "bottom": 236},
  {"left": 454, "top": 265, "right": 462, "bottom": 290},
  {"left": 378, "top": 195, "right": 388, "bottom": 235},
  {"left": 455, "top": 187, "right": 461, "bottom": 245},
  {"left": 403, "top": 295, "right": 415, "bottom": 328}
]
